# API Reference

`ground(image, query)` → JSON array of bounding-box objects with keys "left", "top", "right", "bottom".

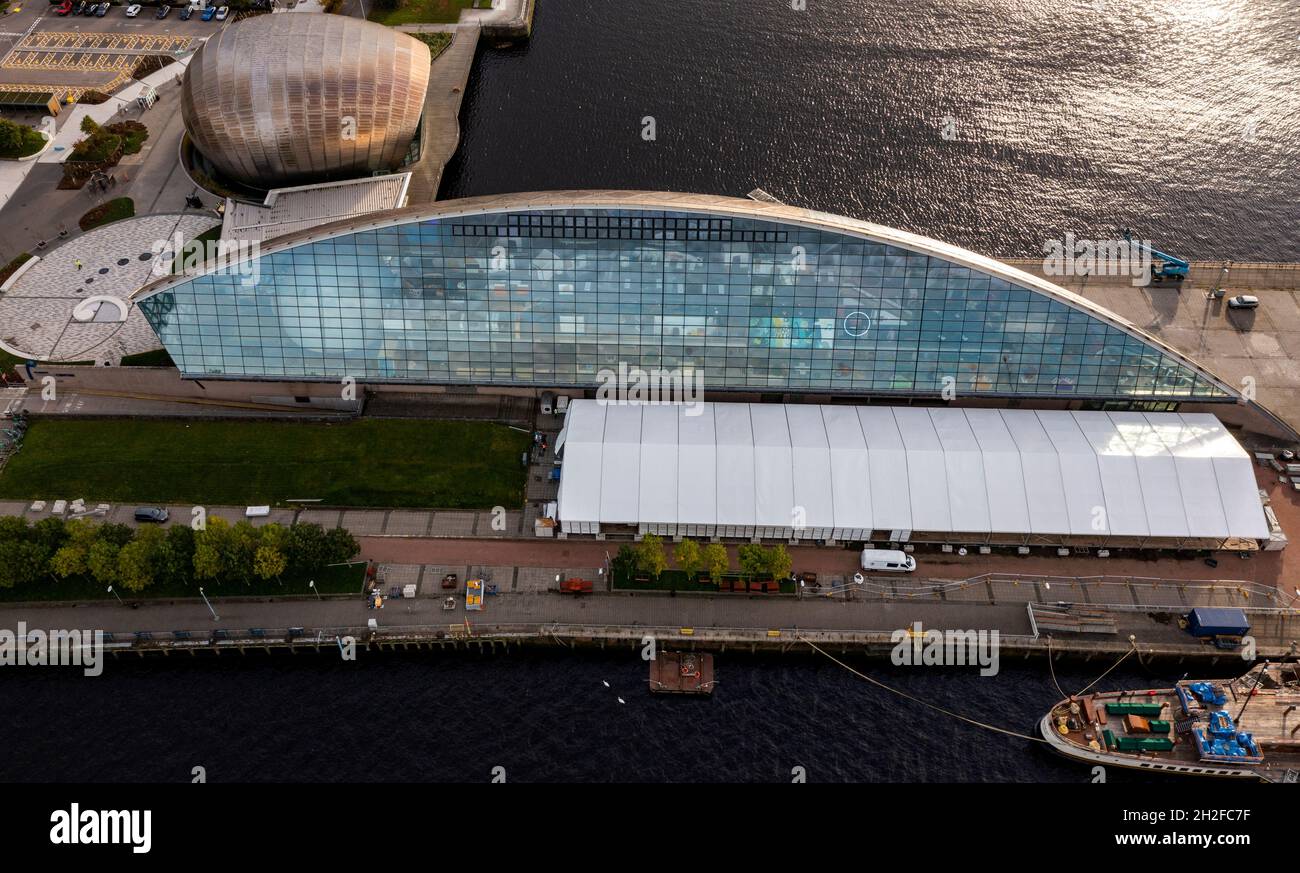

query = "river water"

[
  {"left": 442, "top": 0, "right": 1300, "bottom": 260},
  {"left": 2, "top": 0, "right": 1294, "bottom": 782}
]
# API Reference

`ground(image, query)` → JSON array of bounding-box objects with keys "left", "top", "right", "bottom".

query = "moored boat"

[{"left": 1040, "top": 662, "right": 1300, "bottom": 782}]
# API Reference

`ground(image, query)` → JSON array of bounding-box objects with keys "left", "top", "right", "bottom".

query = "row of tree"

[
  {"left": 0, "top": 516, "right": 358, "bottom": 593},
  {"left": 623, "top": 534, "right": 793, "bottom": 582}
]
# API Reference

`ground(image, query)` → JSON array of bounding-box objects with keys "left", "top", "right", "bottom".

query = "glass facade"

[{"left": 138, "top": 208, "right": 1227, "bottom": 400}]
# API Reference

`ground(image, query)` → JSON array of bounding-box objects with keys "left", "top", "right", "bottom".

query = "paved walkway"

[
  {"left": 403, "top": 23, "right": 478, "bottom": 203},
  {"left": 0, "top": 212, "right": 217, "bottom": 363}
]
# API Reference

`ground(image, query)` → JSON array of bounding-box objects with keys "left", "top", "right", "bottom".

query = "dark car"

[
  {"left": 133, "top": 507, "right": 170, "bottom": 524},
  {"left": 179, "top": 4, "right": 192, "bottom": 17},
  {"left": 156, "top": 3, "right": 170, "bottom": 16},
  {"left": 93, "top": 1, "right": 108, "bottom": 14}
]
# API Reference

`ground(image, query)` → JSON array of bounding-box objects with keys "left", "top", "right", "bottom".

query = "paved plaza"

[{"left": 0, "top": 212, "right": 215, "bottom": 363}]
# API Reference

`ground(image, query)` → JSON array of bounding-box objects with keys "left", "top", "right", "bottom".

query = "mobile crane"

[{"left": 1122, "top": 228, "right": 1190, "bottom": 284}]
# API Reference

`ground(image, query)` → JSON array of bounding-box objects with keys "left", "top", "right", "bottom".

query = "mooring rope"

[
  {"left": 1073, "top": 639, "right": 1138, "bottom": 697},
  {"left": 1045, "top": 635, "right": 1069, "bottom": 700},
  {"left": 798, "top": 636, "right": 1047, "bottom": 744}
]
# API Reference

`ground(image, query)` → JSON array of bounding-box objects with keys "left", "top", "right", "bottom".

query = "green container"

[
  {"left": 1148, "top": 720, "right": 1172, "bottom": 734},
  {"left": 1105, "top": 702, "right": 1163, "bottom": 716},
  {"left": 1103, "top": 729, "right": 1116, "bottom": 749},
  {"left": 1115, "top": 736, "right": 1175, "bottom": 752}
]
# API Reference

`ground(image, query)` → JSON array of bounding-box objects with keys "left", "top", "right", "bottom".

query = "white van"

[{"left": 860, "top": 548, "right": 916, "bottom": 572}]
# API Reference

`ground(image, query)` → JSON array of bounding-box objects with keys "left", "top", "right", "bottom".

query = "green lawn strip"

[
  {"left": 78, "top": 197, "right": 135, "bottom": 232},
  {"left": 0, "top": 418, "right": 530, "bottom": 509},
  {"left": 0, "top": 561, "right": 366, "bottom": 603},
  {"left": 409, "top": 31, "right": 453, "bottom": 59},
  {"left": 612, "top": 568, "right": 795, "bottom": 594},
  {"left": 368, "top": 0, "right": 474, "bottom": 26},
  {"left": 0, "top": 125, "right": 46, "bottom": 160}
]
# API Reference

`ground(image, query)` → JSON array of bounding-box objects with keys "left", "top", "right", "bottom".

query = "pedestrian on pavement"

[{"left": 75, "top": 259, "right": 83, "bottom": 270}]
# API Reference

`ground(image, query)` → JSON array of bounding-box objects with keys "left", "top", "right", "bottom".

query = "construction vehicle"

[{"left": 1122, "top": 228, "right": 1189, "bottom": 283}]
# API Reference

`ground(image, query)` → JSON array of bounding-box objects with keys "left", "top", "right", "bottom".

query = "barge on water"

[
  {"left": 649, "top": 652, "right": 715, "bottom": 696},
  {"left": 1041, "top": 663, "right": 1300, "bottom": 781}
]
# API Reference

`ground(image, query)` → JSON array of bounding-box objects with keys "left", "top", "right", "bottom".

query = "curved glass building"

[{"left": 134, "top": 191, "right": 1236, "bottom": 404}]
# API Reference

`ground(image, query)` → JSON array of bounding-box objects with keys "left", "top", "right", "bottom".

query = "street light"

[
  {"left": 198, "top": 586, "right": 219, "bottom": 622},
  {"left": 309, "top": 579, "right": 321, "bottom": 601},
  {"left": 107, "top": 585, "right": 123, "bottom": 606}
]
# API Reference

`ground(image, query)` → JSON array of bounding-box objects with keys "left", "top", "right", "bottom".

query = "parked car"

[
  {"left": 72, "top": 0, "right": 85, "bottom": 12},
  {"left": 55, "top": 0, "right": 72, "bottom": 13},
  {"left": 200, "top": 3, "right": 215, "bottom": 18},
  {"left": 156, "top": 2, "right": 169, "bottom": 15},
  {"left": 124, "top": 2, "right": 140, "bottom": 13},
  {"left": 214, "top": 4, "right": 228, "bottom": 18},
  {"left": 133, "top": 507, "right": 170, "bottom": 523},
  {"left": 94, "top": 1, "right": 109, "bottom": 14},
  {"left": 179, "top": 3, "right": 191, "bottom": 17},
  {"left": 1227, "top": 294, "right": 1259, "bottom": 309}
]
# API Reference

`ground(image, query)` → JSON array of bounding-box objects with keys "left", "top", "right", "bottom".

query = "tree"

[
  {"left": 633, "top": 533, "right": 668, "bottom": 578},
  {"left": 253, "top": 545, "right": 287, "bottom": 583},
  {"left": 157, "top": 525, "right": 195, "bottom": 587},
  {"left": 323, "top": 526, "right": 358, "bottom": 565},
  {"left": 193, "top": 517, "right": 230, "bottom": 582},
  {"left": 87, "top": 539, "right": 120, "bottom": 586},
  {"left": 49, "top": 519, "right": 98, "bottom": 579},
  {"left": 765, "top": 544, "right": 793, "bottom": 581},
  {"left": 0, "top": 117, "right": 26, "bottom": 153},
  {"left": 117, "top": 527, "right": 164, "bottom": 592},
  {"left": 285, "top": 523, "right": 328, "bottom": 575},
  {"left": 31, "top": 517, "right": 69, "bottom": 555},
  {"left": 0, "top": 540, "right": 45, "bottom": 588},
  {"left": 227, "top": 521, "right": 262, "bottom": 585},
  {"left": 673, "top": 538, "right": 701, "bottom": 578},
  {"left": 701, "top": 543, "right": 729, "bottom": 581},
  {"left": 737, "top": 543, "right": 768, "bottom": 577},
  {"left": 80, "top": 115, "right": 99, "bottom": 135}
]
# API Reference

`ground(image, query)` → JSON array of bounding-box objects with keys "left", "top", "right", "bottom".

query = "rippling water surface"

[
  {"left": 443, "top": 0, "right": 1300, "bottom": 259},
  {"left": 0, "top": 651, "right": 1225, "bottom": 783}
]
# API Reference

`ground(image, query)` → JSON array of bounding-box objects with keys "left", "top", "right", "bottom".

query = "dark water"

[
  {"left": 0, "top": 649, "right": 1223, "bottom": 783},
  {"left": 442, "top": 0, "right": 1300, "bottom": 260}
]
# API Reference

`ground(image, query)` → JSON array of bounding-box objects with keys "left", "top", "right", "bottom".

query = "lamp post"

[
  {"left": 309, "top": 579, "right": 321, "bottom": 601},
  {"left": 107, "top": 585, "right": 123, "bottom": 606},
  {"left": 198, "top": 586, "right": 218, "bottom": 622}
]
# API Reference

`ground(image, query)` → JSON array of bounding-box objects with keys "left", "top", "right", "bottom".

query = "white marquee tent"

[{"left": 554, "top": 400, "right": 1269, "bottom": 545}]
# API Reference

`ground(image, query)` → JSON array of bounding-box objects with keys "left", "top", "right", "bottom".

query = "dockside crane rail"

[{"left": 1122, "top": 228, "right": 1190, "bottom": 283}]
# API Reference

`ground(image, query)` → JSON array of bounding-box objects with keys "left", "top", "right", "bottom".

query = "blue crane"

[{"left": 1122, "top": 229, "right": 1190, "bottom": 283}]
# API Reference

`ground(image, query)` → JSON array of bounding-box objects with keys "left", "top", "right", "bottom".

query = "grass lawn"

[
  {"left": 0, "top": 418, "right": 530, "bottom": 508},
  {"left": 79, "top": 196, "right": 135, "bottom": 232},
  {"left": 0, "top": 251, "right": 32, "bottom": 286},
  {"left": 0, "top": 561, "right": 367, "bottom": 603},
  {"left": 410, "top": 31, "right": 453, "bottom": 59},
  {"left": 368, "top": 0, "right": 474, "bottom": 26},
  {"left": 0, "top": 124, "right": 46, "bottom": 160}
]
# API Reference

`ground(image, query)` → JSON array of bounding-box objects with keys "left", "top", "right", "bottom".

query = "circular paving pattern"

[{"left": 0, "top": 213, "right": 219, "bottom": 365}]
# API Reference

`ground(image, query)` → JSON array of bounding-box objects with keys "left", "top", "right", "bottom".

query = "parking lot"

[{"left": 0, "top": 2, "right": 233, "bottom": 97}]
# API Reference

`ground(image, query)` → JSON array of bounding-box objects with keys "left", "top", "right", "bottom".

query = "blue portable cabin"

[{"left": 1185, "top": 607, "right": 1250, "bottom": 639}]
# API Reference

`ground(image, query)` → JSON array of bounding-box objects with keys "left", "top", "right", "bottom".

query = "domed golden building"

[{"left": 181, "top": 15, "right": 431, "bottom": 188}]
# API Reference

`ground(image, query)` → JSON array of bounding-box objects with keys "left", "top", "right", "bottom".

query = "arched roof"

[{"left": 131, "top": 190, "right": 1240, "bottom": 400}]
